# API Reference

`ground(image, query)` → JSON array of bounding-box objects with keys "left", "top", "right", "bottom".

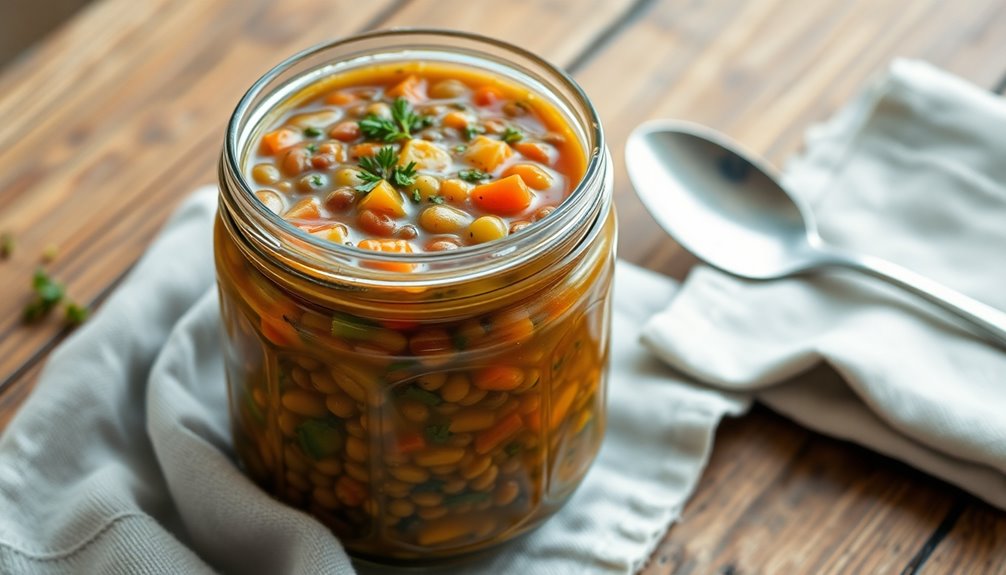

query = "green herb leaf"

[
  {"left": 331, "top": 311, "right": 379, "bottom": 340},
  {"left": 305, "top": 143, "right": 318, "bottom": 153},
  {"left": 357, "top": 98, "right": 430, "bottom": 142},
  {"left": 304, "top": 126, "right": 323, "bottom": 138},
  {"left": 356, "top": 146, "right": 416, "bottom": 191},
  {"left": 444, "top": 491, "right": 491, "bottom": 506},
  {"left": 309, "top": 174, "right": 324, "bottom": 187},
  {"left": 391, "top": 161, "right": 418, "bottom": 188},
  {"left": 425, "top": 423, "right": 452, "bottom": 444},
  {"left": 428, "top": 195, "right": 445, "bottom": 205},
  {"left": 400, "top": 385, "right": 443, "bottom": 406},
  {"left": 411, "top": 189, "right": 422, "bottom": 203},
  {"left": 463, "top": 124, "right": 485, "bottom": 141},
  {"left": 452, "top": 144, "right": 467, "bottom": 154},
  {"left": 23, "top": 268, "right": 65, "bottom": 323},
  {"left": 64, "top": 302, "right": 89, "bottom": 326},
  {"left": 458, "top": 169, "right": 491, "bottom": 183},
  {"left": 501, "top": 126, "right": 524, "bottom": 143},
  {"left": 296, "top": 419, "right": 344, "bottom": 460}
]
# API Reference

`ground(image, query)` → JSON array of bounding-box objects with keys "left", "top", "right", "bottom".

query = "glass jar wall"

[{"left": 215, "top": 30, "right": 615, "bottom": 562}]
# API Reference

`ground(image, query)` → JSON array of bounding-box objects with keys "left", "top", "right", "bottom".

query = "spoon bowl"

[{"left": 625, "top": 119, "right": 1006, "bottom": 347}]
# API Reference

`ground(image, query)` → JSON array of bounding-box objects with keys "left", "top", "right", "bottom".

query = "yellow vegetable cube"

[
  {"left": 464, "top": 136, "right": 513, "bottom": 172},
  {"left": 399, "top": 139, "right": 452, "bottom": 172},
  {"left": 357, "top": 180, "right": 405, "bottom": 218}
]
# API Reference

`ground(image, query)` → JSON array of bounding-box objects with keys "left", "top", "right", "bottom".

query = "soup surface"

[{"left": 247, "top": 62, "right": 587, "bottom": 257}]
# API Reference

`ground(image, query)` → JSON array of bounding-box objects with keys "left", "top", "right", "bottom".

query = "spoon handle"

[{"left": 822, "top": 249, "right": 1006, "bottom": 348}]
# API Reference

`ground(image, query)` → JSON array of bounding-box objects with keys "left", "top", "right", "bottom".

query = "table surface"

[{"left": 1, "top": 0, "right": 1005, "bottom": 572}]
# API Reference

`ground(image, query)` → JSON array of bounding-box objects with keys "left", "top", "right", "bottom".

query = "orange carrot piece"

[
  {"left": 513, "top": 141, "right": 557, "bottom": 165},
  {"left": 260, "top": 128, "right": 302, "bottom": 155},
  {"left": 284, "top": 197, "right": 321, "bottom": 220},
  {"left": 326, "top": 90, "right": 358, "bottom": 105},
  {"left": 473, "top": 86, "right": 503, "bottom": 106},
  {"left": 550, "top": 383, "right": 578, "bottom": 430},
  {"left": 502, "top": 163, "right": 553, "bottom": 190},
  {"left": 474, "top": 412, "right": 523, "bottom": 454},
  {"left": 387, "top": 74, "right": 427, "bottom": 103},
  {"left": 350, "top": 142, "right": 382, "bottom": 158},
  {"left": 442, "top": 111, "right": 471, "bottom": 130},
  {"left": 471, "top": 175, "right": 534, "bottom": 215},
  {"left": 394, "top": 432, "right": 427, "bottom": 454},
  {"left": 357, "top": 239, "right": 416, "bottom": 273}
]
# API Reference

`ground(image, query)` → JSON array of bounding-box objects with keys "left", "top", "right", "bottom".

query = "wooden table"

[{"left": 2, "top": 0, "right": 1005, "bottom": 572}]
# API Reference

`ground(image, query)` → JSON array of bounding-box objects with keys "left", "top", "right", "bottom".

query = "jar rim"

[{"left": 220, "top": 28, "right": 607, "bottom": 291}]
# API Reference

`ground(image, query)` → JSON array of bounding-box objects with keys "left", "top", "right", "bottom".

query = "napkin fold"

[
  {"left": 642, "top": 59, "right": 1006, "bottom": 509},
  {"left": 0, "top": 187, "right": 746, "bottom": 574}
]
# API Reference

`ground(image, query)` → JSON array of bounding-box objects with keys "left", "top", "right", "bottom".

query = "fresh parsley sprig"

[
  {"left": 458, "top": 169, "right": 491, "bottom": 183},
  {"left": 356, "top": 146, "right": 418, "bottom": 193},
  {"left": 501, "top": 126, "right": 524, "bottom": 143},
  {"left": 358, "top": 98, "right": 431, "bottom": 142}
]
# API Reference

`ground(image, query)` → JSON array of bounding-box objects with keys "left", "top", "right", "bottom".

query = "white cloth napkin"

[
  {"left": 0, "top": 186, "right": 746, "bottom": 574},
  {"left": 643, "top": 59, "right": 1006, "bottom": 510}
]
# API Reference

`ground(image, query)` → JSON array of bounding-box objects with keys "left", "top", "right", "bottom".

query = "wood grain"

[{"left": 2, "top": 1, "right": 1006, "bottom": 573}]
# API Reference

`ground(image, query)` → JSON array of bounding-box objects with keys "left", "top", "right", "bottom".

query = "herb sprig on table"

[
  {"left": 356, "top": 146, "right": 417, "bottom": 192},
  {"left": 358, "top": 98, "right": 430, "bottom": 142}
]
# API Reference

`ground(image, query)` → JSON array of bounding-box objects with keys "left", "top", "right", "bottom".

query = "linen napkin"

[
  {"left": 0, "top": 186, "right": 747, "bottom": 574},
  {"left": 642, "top": 59, "right": 1006, "bottom": 510}
]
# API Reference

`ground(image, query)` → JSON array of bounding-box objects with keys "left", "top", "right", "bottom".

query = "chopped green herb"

[
  {"left": 504, "top": 441, "right": 522, "bottom": 456},
  {"left": 458, "top": 169, "right": 491, "bottom": 183},
  {"left": 309, "top": 174, "right": 324, "bottom": 187},
  {"left": 356, "top": 146, "right": 417, "bottom": 192},
  {"left": 303, "top": 126, "right": 323, "bottom": 138},
  {"left": 501, "top": 126, "right": 524, "bottom": 143},
  {"left": 462, "top": 124, "right": 485, "bottom": 141},
  {"left": 23, "top": 268, "right": 65, "bottom": 323},
  {"left": 358, "top": 97, "right": 429, "bottom": 142},
  {"left": 305, "top": 143, "right": 318, "bottom": 153},
  {"left": 400, "top": 385, "right": 443, "bottom": 406},
  {"left": 444, "top": 491, "right": 491, "bottom": 506},
  {"left": 452, "top": 144, "right": 467, "bottom": 154},
  {"left": 296, "top": 419, "right": 344, "bottom": 460},
  {"left": 428, "top": 195, "right": 446, "bottom": 205},
  {"left": 64, "top": 302, "right": 89, "bottom": 326},
  {"left": 411, "top": 189, "right": 422, "bottom": 203},
  {"left": 425, "top": 423, "right": 452, "bottom": 444},
  {"left": 331, "top": 311, "right": 378, "bottom": 340},
  {"left": 0, "top": 232, "right": 13, "bottom": 259}
]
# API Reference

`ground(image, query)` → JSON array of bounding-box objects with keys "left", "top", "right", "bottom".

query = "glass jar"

[{"left": 215, "top": 29, "right": 615, "bottom": 563}]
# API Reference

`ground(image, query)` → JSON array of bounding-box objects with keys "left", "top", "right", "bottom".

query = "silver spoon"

[{"left": 625, "top": 119, "right": 1006, "bottom": 347}]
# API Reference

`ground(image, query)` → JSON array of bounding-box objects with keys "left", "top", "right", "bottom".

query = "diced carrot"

[
  {"left": 473, "top": 366, "right": 525, "bottom": 391},
  {"left": 394, "top": 432, "right": 427, "bottom": 454},
  {"left": 513, "top": 141, "right": 557, "bottom": 166},
  {"left": 471, "top": 174, "right": 533, "bottom": 215},
  {"left": 350, "top": 143, "right": 382, "bottom": 158},
  {"left": 463, "top": 136, "right": 513, "bottom": 172},
  {"left": 326, "top": 90, "right": 358, "bottom": 105},
  {"left": 442, "top": 111, "right": 471, "bottom": 130},
  {"left": 284, "top": 197, "right": 321, "bottom": 220},
  {"left": 502, "top": 163, "right": 553, "bottom": 190},
  {"left": 474, "top": 412, "right": 523, "bottom": 454},
  {"left": 356, "top": 180, "right": 406, "bottom": 217},
  {"left": 473, "top": 86, "right": 503, "bottom": 106},
  {"left": 357, "top": 239, "right": 416, "bottom": 273},
  {"left": 261, "top": 316, "right": 299, "bottom": 347},
  {"left": 387, "top": 75, "right": 427, "bottom": 103},
  {"left": 261, "top": 128, "right": 302, "bottom": 155}
]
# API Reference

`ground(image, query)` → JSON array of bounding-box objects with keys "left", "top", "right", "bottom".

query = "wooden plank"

[
  {"left": 923, "top": 503, "right": 1006, "bottom": 573},
  {"left": 0, "top": 0, "right": 638, "bottom": 390},
  {"left": 563, "top": 0, "right": 1006, "bottom": 572}
]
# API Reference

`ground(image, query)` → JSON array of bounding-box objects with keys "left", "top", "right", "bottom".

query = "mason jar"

[{"left": 215, "top": 29, "right": 615, "bottom": 563}]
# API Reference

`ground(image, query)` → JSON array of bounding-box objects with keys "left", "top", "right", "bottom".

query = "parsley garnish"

[
  {"left": 458, "top": 169, "right": 491, "bottom": 183},
  {"left": 309, "top": 174, "right": 324, "bottom": 188},
  {"left": 501, "top": 126, "right": 524, "bottom": 143},
  {"left": 428, "top": 195, "right": 445, "bottom": 205},
  {"left": 425, "top": 423, "right": 452, "bottom": 444},
  {"left": 356, "top": 146, "right": 418, "bottom": 192},
  {"left": 65, "top": 302, "right": 89, "bottom": 326},
  {"left": 452, "top": 144, "right": 467, "bottom": 154},
  {"left": 23, "top": 268, "right": 64, "bottom": 323},
  {"left": 411, "top": 189, "right": 422, "bottom": 203},
  {"left": 305, "top": 143, "right": 318, "bottom": 153},
  {"left": 463, "top": 124, "right": 485, "bottom": 141},
  {"left": 303, "top": 126, "right": 323, "bottom": 138},
  {"left": 358, "top": 98, "right": 429, "bottom": 142}
]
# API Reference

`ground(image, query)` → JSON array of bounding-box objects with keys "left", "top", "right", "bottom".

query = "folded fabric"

[
  {"left": 0, "top": 185, "right": 747, "bottom": 574},
  {"left": 642, "top": 59, "right": 1006, "bottom": 509}
]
